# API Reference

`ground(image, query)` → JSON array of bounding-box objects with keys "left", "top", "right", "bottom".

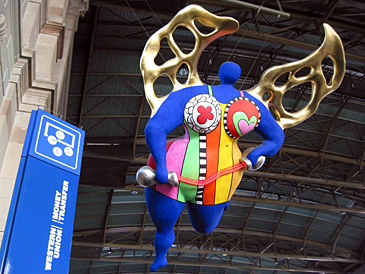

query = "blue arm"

[
  {"left": 244, "top": 92, "right": 285, "bottom": 165},
  {"left": 145, "top": 85, "right": 208, "bottom": 183}
]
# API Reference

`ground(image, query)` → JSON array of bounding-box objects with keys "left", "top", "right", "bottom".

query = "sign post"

[{"left": 0, "top": 109, "right": 85, "bottom": 273}]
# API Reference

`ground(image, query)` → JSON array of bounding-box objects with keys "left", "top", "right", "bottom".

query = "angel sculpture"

[{"left": 136, "top": 5, "right": 345, "bottom": 272}]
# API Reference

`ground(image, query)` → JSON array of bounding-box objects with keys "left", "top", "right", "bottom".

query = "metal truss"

[
  {"left": 69, "top": 1, "right": 365, "bottom": 273},
  {"left": 71, "top": 181, "right": 365, "bottom": 273}
]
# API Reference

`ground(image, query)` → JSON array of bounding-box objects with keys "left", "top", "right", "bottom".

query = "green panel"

[{"left": 178, "top": 122, "right": 199, "bottom": 203}]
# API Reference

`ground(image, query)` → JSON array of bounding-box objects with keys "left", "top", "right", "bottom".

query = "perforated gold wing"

[
  {"left": 140, "top": 4, "right": 239, "bottom": 117},
  {"left": 247, "top": 24, "right": 346, "bottom": 129}
]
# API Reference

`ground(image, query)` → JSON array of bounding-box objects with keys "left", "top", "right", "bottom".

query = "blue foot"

[{"left": 150, "top": 257, "right": 167, "bottom": 272}]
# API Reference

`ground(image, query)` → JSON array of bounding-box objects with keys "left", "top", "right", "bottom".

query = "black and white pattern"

[
  {"left": 196, "top": 134, "right": 207, "bottom": 205},
  {"left": 184, "top": 94, "right": 221, "bottom": 134}
]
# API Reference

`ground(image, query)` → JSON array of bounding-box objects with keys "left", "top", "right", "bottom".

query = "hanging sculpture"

[{"left": 136, "top": 5, "right": 345, "bottom": 272}]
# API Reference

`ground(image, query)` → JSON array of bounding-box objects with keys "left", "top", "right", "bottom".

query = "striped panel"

[
  {"left": 196, "top": 134, "right": 207, "bottom": 205},
  {"left": 203, "top": 119, "right": 220, "bottom": 204},
  {"left": 208, "top": 85, "right": 213, "bottom": 96},
  {"left": 215, "top": 103, "right": 235, "bottom": 204},
  {"left": 178, "top": 123, "right": 199, "bottom": 203}
]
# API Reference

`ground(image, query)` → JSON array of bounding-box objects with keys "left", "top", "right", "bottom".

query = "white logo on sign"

[
  {"left": 47, "top": 135, "right": 57, "bottom": 145},
  {"left": 34, "top": 115, "right": 82, "bottom": 170},
  {"left": 56, "top": 130, "right": 65, "bottom": 140},
  {"left": 64, "top": 147, "right": 73, "bottom": 157},
  {"left": 53, "top": 147, "right": 63, "bottom": 157},
  {"left": 44, "top": 122, "right": 75, "bottom": 157}
]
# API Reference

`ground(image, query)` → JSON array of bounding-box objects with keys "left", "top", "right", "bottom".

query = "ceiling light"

[{"left": 178, "top": 67, "right": 188, "bottom": 76}]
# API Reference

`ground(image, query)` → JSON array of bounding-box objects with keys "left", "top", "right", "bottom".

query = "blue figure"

[{"left": 141, "top": 62, "right": 284, "bottom": 271}]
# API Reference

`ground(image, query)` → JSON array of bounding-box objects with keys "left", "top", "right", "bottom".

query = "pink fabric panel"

[
  {"left": 240, "top": 90, "right": 245, "bottom": 97},
  {"left": 155, "top": 132, "right": 190, "bottom": 200}
]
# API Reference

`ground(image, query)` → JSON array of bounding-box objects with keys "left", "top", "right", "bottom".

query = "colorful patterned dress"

[{"left": 149, "top": 86, "right": 261, "bottom": 205}]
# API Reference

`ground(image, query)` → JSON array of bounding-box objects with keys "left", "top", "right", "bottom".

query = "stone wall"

[{"left": 0, "top": 0, "right": 89, "bottom": 245}]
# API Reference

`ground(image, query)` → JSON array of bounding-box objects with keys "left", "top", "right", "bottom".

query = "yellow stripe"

[
  {"left": 215, "top": 103, "right": 235, "bottom": 204},
  {"left": 228, "top": 138, "right": 244, "bottom": 200}
]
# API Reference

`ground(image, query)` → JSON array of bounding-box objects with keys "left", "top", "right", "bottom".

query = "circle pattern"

[
  {"left": 64, "top": 147, "right": 74, "bottom": 157},
  {"left": 184, "top": 94, "right": 221, "bottom": 134},
  {"left": 56, "top": 130, "right": 65, "bottom": 140},
  {"left": 224, "top": 97, "right": 261, "bottom": 138},
  {"left": 47, "top": 135, "right": 57, "bottom": 145},
  {"left": 53, "top": 147, "right": 63, "bottom": 157}
]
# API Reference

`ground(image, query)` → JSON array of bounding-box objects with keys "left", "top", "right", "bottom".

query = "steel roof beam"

[
  {"left": 227, "top": 142, "right": 365, "bottom": 169},
  {"left": 129, "top": 140, "right": 365, "bottom": 184},
  {"left": 234, "top": 28, "right": 365, "bottom": 63},
  {"left": 81, "top": 10, "right": 365, "bottom": 66},
  {"left": 330, "top": 214, "right": 352, "bottom": 255},
  {"left": 72, "top": 241, "right": 362, "bottom": 264},
  {"left": 76, "top": 119, "right": 364, "bottom": 158},
  {"left": 138, "top": 205, "right": 148, "bottom": 244},
  {"left": 133, "top": 99, "right": 145, "bottom": 156},
  {"left": 102, "top": 189, "right": 114, "bottom": 244},
  {"left": 79, "top": 148, "right": 363, "bottom": 189},
  {"left": 74, "top": 226, "right": 359, "bottom": 257},
  {"left": 209, "top": 0, "right": 291, "bottom": 18},
  {"left": 228, "top": 192, "right": 364, "bottom": 213},
  {"left": 93, "top": 0, "right": 365, "bottom": 38},
  {"left": 77, "top": 24, "right": 365, "bottom": 66},
  {"left": 316, "top": 90, "right": 351, "bottom": 162},
  {"left": 122, "top": 184, "right": 364, "bottom": 213},
  {"left": 91, "top": 0, "right": 172, "bottom": 20},
  {"left": 188, "top": 0, "right": 365, "bottom": 35},
  {"left": 72, "top": 256, "right": 342, "bottom": 273},
  {"left": 273, "top": 205, "right": 289, "bottom": 238},
  {"left": 302, "top": 209, "right": 319, "bottom": 249},
  {"left": 78, "top": 6, "right": 100, "bottom": 126},
  {"left": 319, "top": 0, "right": 339, "bottom": 26},
  {"left": 69, "top": 94, "right": 144, "bottom": 98}
]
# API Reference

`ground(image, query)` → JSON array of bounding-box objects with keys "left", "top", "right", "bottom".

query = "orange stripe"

[
  {"left": 203, "top": 122, "right": 221, "bottom": 204},
  {"left": 215, "top": 121, "right": 234, "bottom": 203}
]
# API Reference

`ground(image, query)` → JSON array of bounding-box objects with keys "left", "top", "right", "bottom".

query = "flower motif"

[
  {"left": 184, "top": 94, "right": 221, "bottom": 134},
  {"left": 197, "top": 106, "right": 214, "bottom": 124}
]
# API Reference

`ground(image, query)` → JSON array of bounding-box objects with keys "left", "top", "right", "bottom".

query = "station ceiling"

[{"left": 66, "top": 0, "right": 365, "bottom": 273}]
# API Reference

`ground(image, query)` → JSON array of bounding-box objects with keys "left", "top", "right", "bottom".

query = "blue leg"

[
  {"left": 187, "top": 201, "right": 230, "bottom": 234},
  {"left": 145, "top": 187, "right": 185, "bottom": 272}
]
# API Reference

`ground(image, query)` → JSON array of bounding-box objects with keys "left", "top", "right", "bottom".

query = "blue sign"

[
  {"left": 0, "top": 109, "right": 85, "bottom": 274},
  {"left": 29, "top": 109, "right": 84, "bottom": 175}
]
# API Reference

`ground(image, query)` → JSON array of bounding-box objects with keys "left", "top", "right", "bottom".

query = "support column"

[{"left": 0, "top": 0, "right": 89, "bottom": 246}]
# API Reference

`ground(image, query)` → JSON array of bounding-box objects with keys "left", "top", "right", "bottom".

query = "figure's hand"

[
  {"left": 136, "top": 166, "right": 179, "bottom": 187},
  {"left": 155, "top": 166, "right": 169, "bottom": 184},
  {"left": 241, "top": 147, "right": 266, "bottom": 171}
]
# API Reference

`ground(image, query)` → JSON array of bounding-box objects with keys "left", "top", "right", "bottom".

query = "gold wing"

[
  {"left": 247, "top": 23, "right": 346, "bottom": 129},
  {"left": 140, "top": 5, "right": 239, "bottom": 117},
  {"left": 140, "top": 5, "right": 346, "bottom": 125}
]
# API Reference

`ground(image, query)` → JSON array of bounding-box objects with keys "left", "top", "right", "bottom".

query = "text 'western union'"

[
  {"left": 45, "top": 226, "right": 62, "bottom": 270},
  {"left": 45, "top": 180, "right": 69, "bottom": 271}
]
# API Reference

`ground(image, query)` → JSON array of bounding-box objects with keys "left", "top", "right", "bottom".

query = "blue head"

[{"left": 219, "top": 62, "right": 241, "bottom": 85}]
